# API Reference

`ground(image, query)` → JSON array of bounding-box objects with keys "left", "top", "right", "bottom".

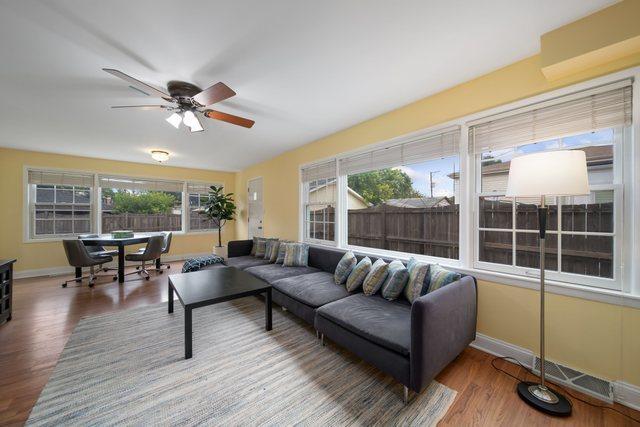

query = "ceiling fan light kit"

[
  {"left": 103, "top": 69, "right": 255, "bottom": 133},
  {"left": 150, "top": 150, "right": 170, "bottom": 163}
]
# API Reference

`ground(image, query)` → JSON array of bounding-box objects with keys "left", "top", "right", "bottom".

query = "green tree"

[
  {"left": 347, "top": 169, "right": 422, "bottom": 205},
  {"left": 112, "top": 191, "right": 177, "bottom": 214}
]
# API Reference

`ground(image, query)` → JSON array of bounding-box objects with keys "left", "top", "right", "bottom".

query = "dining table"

[{"left": 78, "top": 233, "right": 163, "bottom": 283}]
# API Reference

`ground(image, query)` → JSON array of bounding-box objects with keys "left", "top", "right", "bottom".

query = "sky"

[{"left": 394, "top": 155, "right": 459, "bottom": 198}]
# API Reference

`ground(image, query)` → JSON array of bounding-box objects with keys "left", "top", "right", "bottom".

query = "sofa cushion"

[
  {"left": 225, "top": 255, "right": 271, "bottom": 270},
  {"left": 272, "top": 272, "right": 350, "bottom": 308},
  {"left": 244, "top": 263, "right": 320, "bottom": 284},
  {"left": 334, "top": 251, "right": 356, "bottom": 285},
  {"left": 316, "top": 294, "right": 411, "bottom": 356}
]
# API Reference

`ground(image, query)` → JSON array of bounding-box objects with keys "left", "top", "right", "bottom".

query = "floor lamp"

[{"left": 505, "top": 150, "right": 590, "bottom": 417}]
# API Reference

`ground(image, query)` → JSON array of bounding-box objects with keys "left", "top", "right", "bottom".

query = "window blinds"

[
  {"left": 99, "top": 176, "right": 184, "bottom": 193},
  {"left": 338, "top": 126, "right": 460, "bottom": 176},
  {"left": 301, "top": 159, "right": 337, "bottom": 182},
  {"left": 187, "top": 182, "right": 221, "bottom": 195},
  {"left": 28, "top": 170, "right": 94, "bottom": 187},
  {"left": 468, "top": 80, "right": 632, "bottom": 154}
]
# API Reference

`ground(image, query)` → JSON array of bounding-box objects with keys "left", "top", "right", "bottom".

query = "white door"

[{"left": 248, "top": 177, "right": 263, "bottom": 238}]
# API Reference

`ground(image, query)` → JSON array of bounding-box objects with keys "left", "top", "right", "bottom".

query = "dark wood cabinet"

[{"left": 0, "top": 259, "right": 16, "bottom": 325}]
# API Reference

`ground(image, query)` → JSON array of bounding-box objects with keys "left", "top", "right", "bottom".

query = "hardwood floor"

[{"left": 0, "top": 264, "right": 638, "bottom": 426}]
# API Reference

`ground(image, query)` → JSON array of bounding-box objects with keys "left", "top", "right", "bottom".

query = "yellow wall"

[
  {"left": 233, "top": 48, "right": 640, "bottom": 386},
  {"left": 0, "top": 148, "right": 236, "bottom": 272}
]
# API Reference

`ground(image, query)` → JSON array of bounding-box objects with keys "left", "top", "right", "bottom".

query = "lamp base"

[{"left": 517, "top": 382, "right": 572, "bottom": 417}]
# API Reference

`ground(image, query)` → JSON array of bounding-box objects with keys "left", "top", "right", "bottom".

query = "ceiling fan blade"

[
  {"left": 103, "top": 68, "right": 173, "bottom": 101},
  {"left": 203, "top": 109, "right": 255, "bottom": 128},
  {"left": 192, "top": 82, "right": 236, "bottom": 106},
  {"left": 110, "top": 105, "right": 170, "bottom": 110}
]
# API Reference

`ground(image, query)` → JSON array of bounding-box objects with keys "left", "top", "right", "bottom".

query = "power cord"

[{"left": 491, "top": 356, "right": 640, "bottom": 424}]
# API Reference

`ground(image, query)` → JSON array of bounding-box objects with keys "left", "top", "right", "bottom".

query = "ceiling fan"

[{"left": 103, "top": 68, "right": 255, "bottom": 132}]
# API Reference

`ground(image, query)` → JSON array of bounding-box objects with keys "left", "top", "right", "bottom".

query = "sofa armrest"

[
  {"left": 227, "top": 240, "right": 253, "bottom": 258},
  {"left": 409, "top": 275, "right": 477, "bottom": 392}
]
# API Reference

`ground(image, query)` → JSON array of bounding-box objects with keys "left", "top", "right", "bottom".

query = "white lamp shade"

[{"left": 505, "top": 150, "right": 590, "bottom": 197}]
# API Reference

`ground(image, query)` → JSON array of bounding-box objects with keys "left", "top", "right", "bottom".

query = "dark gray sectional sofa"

[{"left": 205, "top": 239, "right": 477, "bottom": 403}]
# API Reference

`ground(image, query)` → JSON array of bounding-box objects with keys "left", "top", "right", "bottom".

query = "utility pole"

[{"left": 429, "top": 171, "right": 440, "bottom": 198}]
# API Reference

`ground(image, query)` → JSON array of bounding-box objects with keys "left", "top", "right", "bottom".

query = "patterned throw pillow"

[
  {"left": 427, "top": 264, "right": 461, "bottom": 294},
  {"left": 334, "top": 251, "right": 357, "bottom": 285},
  {"left": 254, "top": 238, "right": 267, "bottom": 258},
  {"left": 346, "top": 257, "right": 371, "bottom": 292},
  {"left": 381, "top": 260, "right": 409, "bottom": 300},
  {"left": 264, "top": 239, "right": 279, "bottom": 260},
  {"left": 269, "top": 240, "right": 281, "bottom": 263},
  {"left": 250, "top": 236, "right": 259, "bottom": 256},
  {"left": 404, "top": 258, "right": 430, "bottom": 303},
  {"left": 283, "top": 243, "right": 310, "bottom": 267},
  {"left": 275, "top": 241, "right": 291, "bottom": 264},
  {"left": 362, "top": 259, "right": 389, "bottom": 296}
]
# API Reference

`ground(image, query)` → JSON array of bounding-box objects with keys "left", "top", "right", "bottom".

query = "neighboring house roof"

[
  {"left": 448, "top": 145, "right": 613, "bottom": 180},
  {"left": 384, "top": 197, "right": 453, "bottom": 208},
  {"left": 309, "top": 181, "right": 369, "bottom": 205}
]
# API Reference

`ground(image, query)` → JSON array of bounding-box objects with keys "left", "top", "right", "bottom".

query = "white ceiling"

[{"left": 0, "top": 0, "right": 615, "bottom": 171}]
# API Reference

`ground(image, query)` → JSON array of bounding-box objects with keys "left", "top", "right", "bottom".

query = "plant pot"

[{"left": 213, "top": 245, "right": 228, "bottom": 259}]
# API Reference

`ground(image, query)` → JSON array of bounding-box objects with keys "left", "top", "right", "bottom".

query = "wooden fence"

[
  {"left": 345, "top": 200, "right": 614, "bottom": 278},
  {"left": 101, "top": 213, "right": 182, "bottom": 233}
]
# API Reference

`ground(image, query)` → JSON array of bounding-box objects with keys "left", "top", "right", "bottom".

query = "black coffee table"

[{"left": 168, "top": 267, "right": 272, "bottom": 359}]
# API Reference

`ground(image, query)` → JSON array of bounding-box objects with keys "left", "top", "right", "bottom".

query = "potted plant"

[{"left": 202, "top": 185, "right": 236, "bottom": 258}]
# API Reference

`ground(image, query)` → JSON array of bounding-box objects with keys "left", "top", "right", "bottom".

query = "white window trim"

[
  {"left": 23, "top": 167, "right": 227, "bottom": 242},
  {"left": 298, "top": 65, "right": 640, "bottom": 302},
  {"left": 184, "top": 180, "right": 224, "bottom": 233},
  {"left": 300, "top": 179, "right": 337, "bottom": 246}
]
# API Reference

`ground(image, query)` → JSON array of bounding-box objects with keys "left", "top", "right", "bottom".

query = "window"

[
  {"left": 302, "top": 160, "right": 337, "bottom": 243},
  {"left": 187, "top": 182, "right": 220, "bottom": 231},
  {"left": 470, "top": 81, "right": 631, "bottom": 289},
  {"left": 99, "top": 176, "right": 183, "bottom": 233},
  {"left": 339, "top": 127, "right": 461, "bottom": 259},
  {"left": 27, "top": 170, "right": 94, "bottom": 238}
]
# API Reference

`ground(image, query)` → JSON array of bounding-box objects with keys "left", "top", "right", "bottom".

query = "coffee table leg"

[
  {"left": 185, "top": 307, "right": 192, "bottom": 359},
  {"left": 168, "top": 282, "right": 174, "bottom": 314},
  {"left": 265, "top": 288, "right": 272, "bottom": 331}
]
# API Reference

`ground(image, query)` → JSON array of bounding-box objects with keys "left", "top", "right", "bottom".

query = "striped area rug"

[{"left": 27, "top": 298, "right": 456, "bottom": 426}]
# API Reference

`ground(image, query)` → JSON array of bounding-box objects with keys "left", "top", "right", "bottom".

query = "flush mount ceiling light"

[{"left": 150, "top": 150, "right": 170, "bottom": 163}]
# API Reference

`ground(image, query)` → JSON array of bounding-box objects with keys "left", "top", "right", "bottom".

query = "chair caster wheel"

[
  {"left": 113, "top": 276, "right": 118, "bottom": 281},
  {"left": 89, "top": 283, "right": 95, "bottom": 288},
  {"left": 103, "top": 268, "right": 109, "bottom": 272},
  {"left": 167, "top": 265, "right": 170, "bottom": 269},
  {"left": 136, "top": 266, "right": 140, "bottom": 270},
  {"left": 145, "top": 276, "right": 150, "bottom": 281},
  {"left": 62, "top": 283, "right": 67, "bottom": 288},
  {"left": 159, "top": 271, "right": 163, "bottom": 274}
]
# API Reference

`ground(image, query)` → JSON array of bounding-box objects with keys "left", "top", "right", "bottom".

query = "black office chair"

[
  {"left": 135, "top": 231, "right": 173, "bottom": 273},
  {"left": 62, "top": 240, "right": 117, "bottom": 288},
  {"left": 124, "top": 235, "right": 165, "bottom": 280},
  {"left": 78, "top": 234, "right": 118, "bottom": 272}
]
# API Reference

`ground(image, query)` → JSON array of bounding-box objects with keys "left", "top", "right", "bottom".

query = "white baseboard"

[
  {"left": 471, "top": 333, "right": 640, "bottom": 411},
  {"left": 13, "top": 252, "right": 211, "bottom": 280}
]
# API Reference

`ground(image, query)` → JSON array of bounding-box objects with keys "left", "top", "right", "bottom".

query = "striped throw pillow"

[
  {"left": 334, "top": 251, "right": 356, "bottom": 285},
  {"left": 283, "top": 243, "right": 310, "bottom": 267},
  {"left": 404, "top": 258, "right": 430, "bottom": 303},
  {"left": 275, "top": 241, "right": 292, "bottom": 264},
  {"left": 381, "top": 260, "right": 409, "bottom": 300},
  {"left": 250, "top": 236, "right": 259, "bottom": 256},
  {"left": 346, "top": 257, "right": 371, "bottom": 292},
  {"left": 427, "top": 264, "right": 461, "bottom": 294},
  {"left": 254, "top": 238, "right": 267, "bottom": 258},
  {"left": 264, "top": 239, "right": 279, "bottom": 260},
  {"left": 362, "top": 259, "right": 389, "bottom": 296},
  {"left": 269, "top": 240, "right": 281, "bottom": 263}
]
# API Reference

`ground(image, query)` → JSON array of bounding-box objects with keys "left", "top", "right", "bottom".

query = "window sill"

[
  {"left": 23, "top": 229, "right": 221, "bottom": 243},
  {"left": 304, "top": 241, "right": 640, "bottom": 309}
]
